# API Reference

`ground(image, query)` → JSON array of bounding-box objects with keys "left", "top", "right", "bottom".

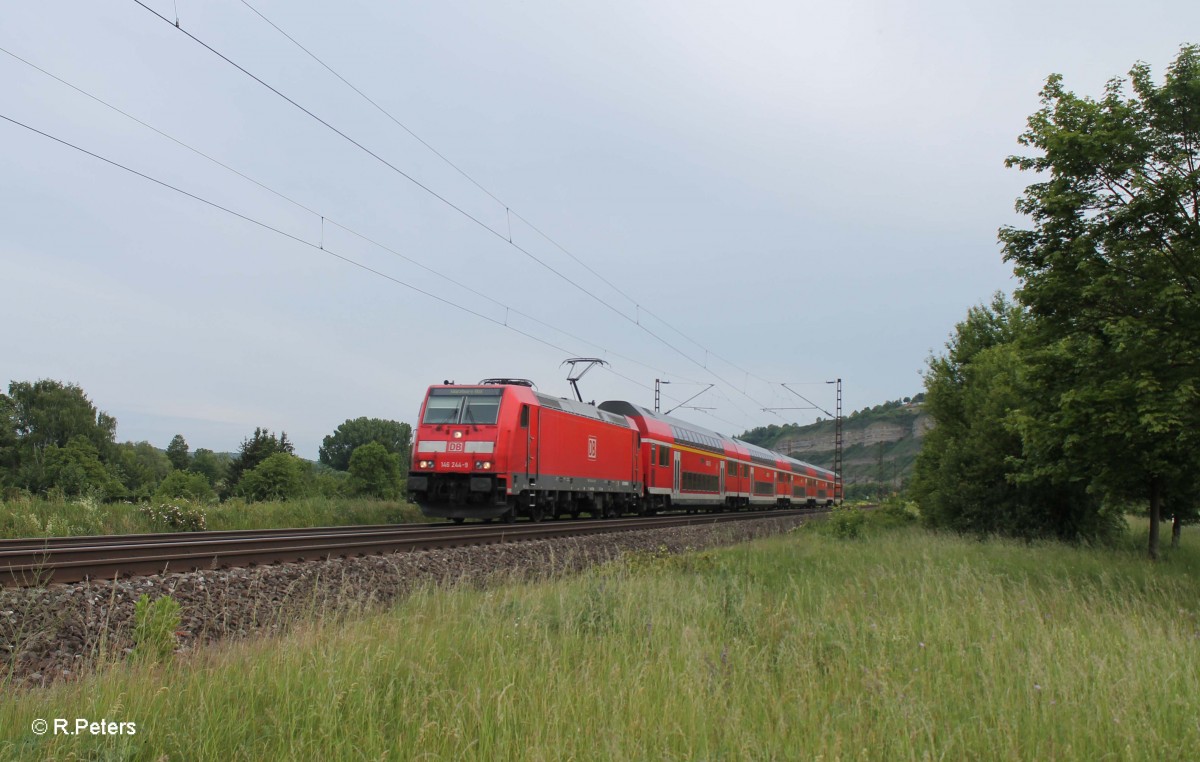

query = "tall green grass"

[
  {"left": 0, "top": 494, "right": 428, "bottom": 538},
  {"left": 3, "top": 522, "right": 1198, "bottom": 760}
]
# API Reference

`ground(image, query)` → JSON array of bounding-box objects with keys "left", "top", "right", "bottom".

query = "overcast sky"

[{"left": 2, "top": 1, "right": 1196, "bottom": 458}]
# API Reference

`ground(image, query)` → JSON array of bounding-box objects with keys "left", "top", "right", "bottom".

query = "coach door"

[
  {"left": 719, "top": 460, "right": 725, "bottom": 497},
  {"left": 673, "top": 450, "right": 681, "bottom": 494}
]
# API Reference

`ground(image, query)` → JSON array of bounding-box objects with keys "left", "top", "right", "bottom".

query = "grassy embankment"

[
  {"left": 0, "top": 495, "right": 428, "bottom": 538},
  {"left": 3, "top": 510, "right": 1198, "bottom": 760}
]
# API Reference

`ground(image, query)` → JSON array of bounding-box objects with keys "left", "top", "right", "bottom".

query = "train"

[{"left": 406, "top": 378, "right": 841, "bottom": 522}]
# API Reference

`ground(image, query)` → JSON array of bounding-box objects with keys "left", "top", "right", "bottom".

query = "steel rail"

[
  {"left": 0, "top": 522, "right": 454, "bottom": 551},
  {"left": 0, "top": 509, "right": 827, "bottom": 587}
]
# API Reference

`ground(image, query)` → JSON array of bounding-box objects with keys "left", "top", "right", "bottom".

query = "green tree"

[
  {"left": 235, "top": 452, "right": 308, "bottom": 502},
  {"left": 909, "top": 295, "right": 1105, "bottom": 539},
  {"left": 1000, "top": 45, "right": 1200, "bottom": 558},
  {"left": 347, "top": 442, "right": 402, "bottom": 499},
  {"left": 226, "top": 428, "right": 294, "bottom": 497},
  {"left": 319, "top": 418, "right": 412, "bottom": 472},
  {"left": 188, "top": 448, "right": 230, "bottom": 489},
  {"left": 111, "top": 441, "right": 174, "bottom": 499},
  {"left": 166, "top": 434, "right": 190, "bottom": 471},
  {"left": 155, "top": 470, "right": 217, "bottom": 503},
  {"left": 0, "top": 393, "right": 18, "bottom": 485},
  {"left": 40, "top": 436, "right": 125, "bottom": 499},
  {"left": 5, "top": 379, "right": 117, "bottom": 477}
]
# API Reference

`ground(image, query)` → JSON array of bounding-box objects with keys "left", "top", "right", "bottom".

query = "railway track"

[{"left": 0, "top": 508, "right": 829, "bottom": 587}]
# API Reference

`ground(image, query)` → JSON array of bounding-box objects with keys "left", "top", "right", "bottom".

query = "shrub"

[
  {"left": 347, "top": 442, "right": 402, "bottom": 499},
  {"left": 154, "top": 470, "right": 217, "bottom": 503},
  {"left": 307, "top": 467, "right": 349, "bottom": 498},
  {"left": 140, "top": 501, "right": 208, "bottom": 531},
  {"left": 236, "top": 452, "right": 308, "bottom": 502},
  {"left": 872, "top": 500, "right": 920, "bottom": 528},
  {"left": 829, "top": 509, "right": 867, "bottom": 539}
]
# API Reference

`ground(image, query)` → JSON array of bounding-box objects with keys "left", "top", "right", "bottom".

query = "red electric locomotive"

[
  {"left": 407, "top": 379, "right": 642, "bottom": 522},
  {"left": 407, "top": 379, "right": 840, "bottom": 522}
]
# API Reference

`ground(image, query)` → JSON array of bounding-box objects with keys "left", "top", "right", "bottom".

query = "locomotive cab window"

[
  {"left": 422, "top": 395, "right": 461, "bottom": 424},
  {"left": 422, "top": 388, "right": 503, "bottom": 425},
  {"left": 519, "top": 404, "right": 529, "bottom": 428}
]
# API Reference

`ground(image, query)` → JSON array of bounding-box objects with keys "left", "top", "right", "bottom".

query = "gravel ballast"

[{"left": 1, "top": 515, "right": 812, "bottom": 689}]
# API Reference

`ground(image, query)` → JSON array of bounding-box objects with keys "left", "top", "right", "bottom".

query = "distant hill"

[{"left": 738, "top": 395, "right": 930, "bottom": 499}]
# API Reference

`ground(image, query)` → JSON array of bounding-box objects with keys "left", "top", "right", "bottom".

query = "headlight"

[{"left": 475, "top": 461, "right": 493, "bottom": 470}]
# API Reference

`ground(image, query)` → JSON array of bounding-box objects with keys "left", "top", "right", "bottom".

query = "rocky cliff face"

[
  {"left": 775, "top": 410, "right": 932, "bottom": 456},
  {"left": 739, "top": 400, "right": 930, "bottom": 494}
]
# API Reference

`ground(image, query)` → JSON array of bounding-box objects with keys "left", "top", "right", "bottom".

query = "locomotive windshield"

[{"left": 422, "top": 387, "right": 502, "bottom": 425}]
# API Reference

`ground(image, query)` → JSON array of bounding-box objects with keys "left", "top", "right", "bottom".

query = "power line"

[
  {"left": 0, "top": 43, "right": 713, "bottom": 392},
  {"left": 236, "top": 0, "right": 784, "bottom": 392},
  {"left": 236, "top": 0, "right": 506, "bottom": 211},
  {"left": 0, "top": 111, "right": 562, "bottom": 358},
  {"left": 131, "top": 0, "right": 780, "bottom": 419},
  {"left": 130, "top": 0, "right": 647, "bottom": 329},
  {"left": 0, "top": 108, "right": 712, "bottom": 418}
]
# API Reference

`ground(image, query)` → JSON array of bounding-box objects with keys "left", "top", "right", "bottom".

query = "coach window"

[{"left": 659, "top": 446, "right": 670, "bottom": 467}]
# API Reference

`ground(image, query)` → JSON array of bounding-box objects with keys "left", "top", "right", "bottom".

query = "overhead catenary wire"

[
  {"left": 0, "top": 113, "right": 549, "bottom": 361},
  {"left": 128, "top": 0, "right": 647, "bottom": 329},
  {"left": 0, "top": 109, "right": 705, "bottom": 414},
  {"left": 236, "top": 0, "right": 785, "bottom": 391},
  {"left": 0, "top": 43, "right": 714, "bottom": 394},
  {"left": 130, "top": 0, "right": 781, "bottom": 422}
]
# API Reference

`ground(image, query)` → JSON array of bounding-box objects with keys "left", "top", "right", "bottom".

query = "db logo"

[
  {"left": 587, "top": 436, "right": 598, "bottom": 460},
  {"left": 448, "top": 442, "right": 464, "bottom": 452}
]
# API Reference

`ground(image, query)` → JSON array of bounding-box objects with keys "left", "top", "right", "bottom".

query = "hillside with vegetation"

[{"left": 739, "top": 395, "right": 928, "bottom": 499}]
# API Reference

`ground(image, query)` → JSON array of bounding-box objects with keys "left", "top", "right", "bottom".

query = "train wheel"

[
  {"left": 453, "top": 517, "right": 465, "bottom": 524},
  {"left": 530, "top": 504, "right": 545, "bottom": 523},
  {"left": 502, "top": 509, "right": 516, "bottom": 524}
]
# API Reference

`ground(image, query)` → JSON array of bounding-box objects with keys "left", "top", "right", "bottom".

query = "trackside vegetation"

[
  {"left": 3, "top": 515, "right": 1198, "bottom": 761},
  {"left": 0, "top": 494, "right": 426, "bottom": 539},
  {"left": 0, "top": 378, "right": 422, "bottom": 537}
]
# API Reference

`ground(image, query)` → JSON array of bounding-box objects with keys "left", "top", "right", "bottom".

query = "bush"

[
  {"left": 154, "top": 470, "right": 217, "bottom": 503},
  {"left": 829, "top": 509, "right": 867, "bottom": 539},
  {"left": 347, "top": 442, "right": 402, "bottom": 499},
  {"left": 140, "top": 501, "right": 208, "bottom": 531},
  {"left": 873, "top": 500, "right": 920, "bottom": 528},
  {"left": 236, "top": 453, "right": 308, "bottom": 502},
  {"left": 307, "top": 466, "right": 349, "bottom": 498}
]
